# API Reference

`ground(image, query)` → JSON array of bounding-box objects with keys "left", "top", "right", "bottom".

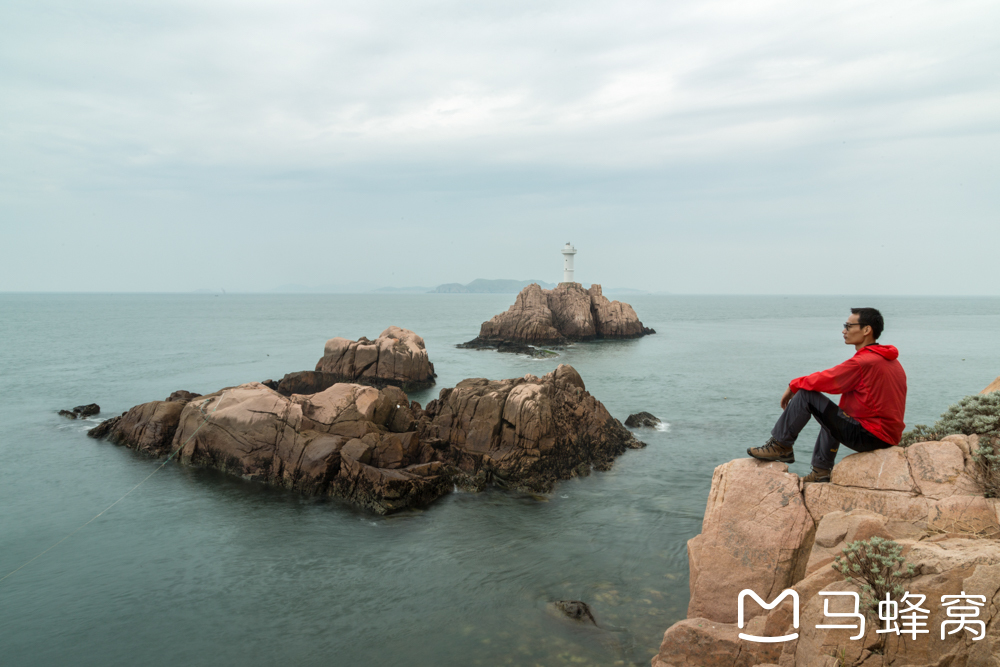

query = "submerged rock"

[
  {"left": 314, "top": 326, "right": 436, "bottom": 391},
  {"left": 87, "top": 364, "right": 644, "bottom": 514},
  {"left": 460, "top": 283, "right": 654, "bottom": 350},
  {"left": 624, "top": 411, "right": 661, "bottom": 428},
  {"left": 554, "top": 600, "right": 597, "bottom": 625}
]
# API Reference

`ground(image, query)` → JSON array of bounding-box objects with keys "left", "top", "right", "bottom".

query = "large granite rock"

[
  {"left": 86, "top": 391, "right": 199, "bottom": 455},
  {"left": 461, "top": 282, "right": 654, "bottom": 349},
  {"left": 314, "top": 326, "right": 436, "bottom": 391},
  {"left": 687, "top": 459, "right": 815, "bottom": 624},
  {"left": 87, "top": 365, "right": 643, "bottom": 514},
  {"left": 419, "top": 363, "right": 645, "bottom": 492},
  {"left": 653, "top": 438, "right": 1000, "bottom": 667}
]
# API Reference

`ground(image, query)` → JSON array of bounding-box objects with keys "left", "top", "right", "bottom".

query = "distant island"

[
  {"left": 431, "top": 279, "right": 557, "bottom": 293},
  {"left": 205, "top": 280, "right": 649, "bottom": 295}
]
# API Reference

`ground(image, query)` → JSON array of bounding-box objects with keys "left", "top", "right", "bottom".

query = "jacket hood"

[{"left": 860, "top": 344, "right": 899, "bottom": 361}]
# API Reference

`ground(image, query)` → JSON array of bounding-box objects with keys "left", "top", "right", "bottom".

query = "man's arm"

[{"left": 781, "top": 358, "right": 863, "bottom": 409}]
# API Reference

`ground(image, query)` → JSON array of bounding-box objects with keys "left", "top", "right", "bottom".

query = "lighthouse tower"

[{"left": 561, "top": 242, "right": 577, "bottom": 284}]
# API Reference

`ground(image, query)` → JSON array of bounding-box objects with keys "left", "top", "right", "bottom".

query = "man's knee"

[
  {"left": 794, "top": 390, "right": 835, "bottom": 417},
  {"left": 792, "top": 390, "right": 824, "bottom": 407}
]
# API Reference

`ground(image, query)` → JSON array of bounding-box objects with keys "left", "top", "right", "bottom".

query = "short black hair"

[{"left": 851, "top": 307, "right": 884, "bottom": 340}]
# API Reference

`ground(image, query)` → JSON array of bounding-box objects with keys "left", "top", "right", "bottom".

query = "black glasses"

[{"left": 843, "top": 322, "right": 864, "bottom": 330}]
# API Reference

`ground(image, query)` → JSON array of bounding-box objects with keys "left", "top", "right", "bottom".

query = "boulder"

[
  {"left": 687, "top": 459, "right": 815, "bottom": 624},
  {"left": 85, "top": 390, "right": 203, "bottom": 453},
  {"left": 419, "top": 364, "right": 644, "bottom": 493},
  {"left": 588, "top": 284, "right": 653, "bottom": 338},
  {"left": 625, "top": 411, "right": 661, "bottom": 428},
  {"left": 461, "top": 282, "right": 653, "bottom": 349},
  {"left": 314, "top": 326, "right": 436, "bottom": 391},
  {"left": 273, "top": 371, "right": 342, "bottom": 396},
  {"left": 87, "top": 401, "right": 185, "bottom": 455},
  {"left": 58, "top": 403, "right": 100, "bottom": 419},
  {"left": 87, "top": 365, "right": 639, "bottom": 514}
]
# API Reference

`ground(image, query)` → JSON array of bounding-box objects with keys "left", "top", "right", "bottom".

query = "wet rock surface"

[
  {"left": 461, "top": 282, "right": 654, "bottom": 350},
  {"left": 87, "top": 365, "right": 644, "bottom": 514},
  {"left": 625, "top": 412, "right": 661, "bottom": 428},
  {"left": 554, "top": 600, "right": 597, "bottom": 625},
  {"left": 58, "top": 403, "right": 100, "bottom": 419}
]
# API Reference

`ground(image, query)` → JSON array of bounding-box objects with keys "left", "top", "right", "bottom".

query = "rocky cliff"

[
  {"left": 983, "top": 376, "right": 1000, "bottom": 394},
  {"left": 652, "top": 437, "right": 1000, "bottom": 667},
  {"left": 88, "top": 365, "right": 643, "bottom": 514},
  {"left": 462, "top": 282, "right": 654, "bottom": 349}
]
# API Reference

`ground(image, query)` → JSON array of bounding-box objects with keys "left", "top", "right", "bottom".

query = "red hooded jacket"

[{"left": 789, "top": 344, "right": 907, "bottom": 445}]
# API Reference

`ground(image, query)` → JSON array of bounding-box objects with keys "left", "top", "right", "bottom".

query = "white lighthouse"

[{"left": 561, "top": 242, "right": 577, "bottom": 284}]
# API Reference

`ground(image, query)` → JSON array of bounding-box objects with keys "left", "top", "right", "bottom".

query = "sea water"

[{"left": 1, "top": 294, "right": 997, "bottom": 666}]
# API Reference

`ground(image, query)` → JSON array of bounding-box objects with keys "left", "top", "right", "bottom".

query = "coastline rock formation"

[
  {"left": 88, "top": 365, "right": 644, "bottom": 514},
  {"left": 983, "top": 375, "right": 1000, "bottom": 394},
  {"left": 652, "top": 437, "right": 1000, "bottom": 667},
  {"left": 461, "top": 283, "right": 654, "bottom": 350}
]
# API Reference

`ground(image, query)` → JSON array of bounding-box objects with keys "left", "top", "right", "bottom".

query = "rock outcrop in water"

[
  {"left": 625, "top": 412, "right": 661, "bottom": 428},
  {"left": 58, "top": 403, "right": 100, "bottom": 419},
  {"left": 460, "top": 283, "right": 654, "bottom": 350},
  {"left": 652, "top": 435, "right": 1000, "bottom": 667},
  {"left": 983, "top": 375, "right": 1000, "bottom": 394},
  {"left": 87, "top": 391, "right": 200, "bottom": 454},
  {"left": 88, "top": 365, "right": 643, "bottom": 514}
]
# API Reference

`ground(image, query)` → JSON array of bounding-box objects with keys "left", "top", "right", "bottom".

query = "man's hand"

[{"left": 780, "top": 385, "right": 795, "bottom": 410}]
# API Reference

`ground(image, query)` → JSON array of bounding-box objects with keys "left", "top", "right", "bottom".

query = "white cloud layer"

[{"left": 1, "top": 0, "right": 998, "bottom": 292}]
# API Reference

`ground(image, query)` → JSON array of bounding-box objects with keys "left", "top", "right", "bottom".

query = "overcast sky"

[{"left": 1, "top": 0, "right": 997, "bottom": 293}]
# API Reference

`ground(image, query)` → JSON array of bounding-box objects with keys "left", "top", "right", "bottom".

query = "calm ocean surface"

[{"left": 1, "top": 294, "right": 998, "bottom": 666}]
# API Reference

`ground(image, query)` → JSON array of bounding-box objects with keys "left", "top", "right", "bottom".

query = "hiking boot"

[
  {"left": 747, "top": 437, "right": 795, "bottom": 464},
  {"left": 801, "top": 467, "right": 831, "bottom": 483}
]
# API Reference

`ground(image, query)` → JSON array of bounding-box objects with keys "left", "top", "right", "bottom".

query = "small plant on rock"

[
  {"left": 832, "top": 536, "right": 916, "bottom": 619},
  {"left": 832, "top": 536, "right": 916, "bottom": 661},
  {"left": 971, "top": 440, "right": 1000, "bottom": 498}
]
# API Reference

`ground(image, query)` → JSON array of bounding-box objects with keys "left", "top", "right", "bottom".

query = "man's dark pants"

[{"left": 772, "top": 390, "right": 893, "bottom": 470}]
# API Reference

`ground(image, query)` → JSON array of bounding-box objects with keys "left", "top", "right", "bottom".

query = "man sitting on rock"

[{"left": 747, "top": 307, "right": 907, "bottom": 483}]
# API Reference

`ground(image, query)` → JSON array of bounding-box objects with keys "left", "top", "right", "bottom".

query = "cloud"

[{"left": 0, "top": 0, "right": 997, "bottom": 292}]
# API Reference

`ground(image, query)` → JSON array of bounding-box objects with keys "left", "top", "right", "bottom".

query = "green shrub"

[
  {"left": 832, "top": 536, "right": 916, "bottom": 620},
  {"left": 900, "top": 393, "right": 1000, "bottom": 497},
  {"left": 900, "top": 393, "right": 1000, "bottom": 446}
]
